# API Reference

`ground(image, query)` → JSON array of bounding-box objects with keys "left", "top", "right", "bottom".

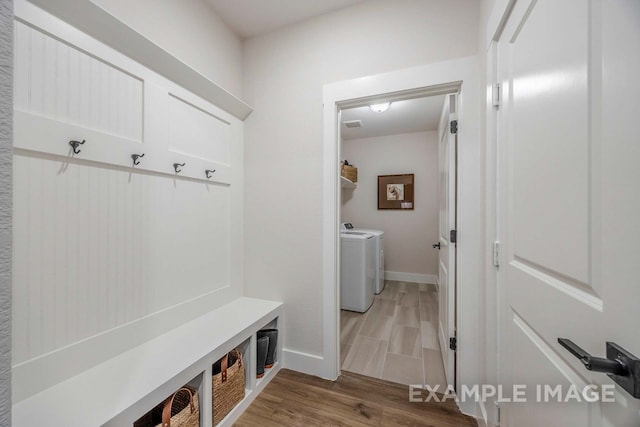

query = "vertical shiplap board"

[
  {"left": 54, "top": 41, "right": 69, "bottom": 121},
  {"left": 12, "top": 151, "right": 27, "bottom": 362},
  {"left": 42, "top": 35, "right": 56, "bottom": 118},
  {"left": 13, "top": 19, "right": 28, "bottom": 111},
  {"left": 53, "top": 160, "right": 68, "bottom": 349},
  {"left": 29, "top": 28, "right": 44, "bottom": 116},
  {"left": 67, "top": 44, "right": 80, "bottom": 126}
]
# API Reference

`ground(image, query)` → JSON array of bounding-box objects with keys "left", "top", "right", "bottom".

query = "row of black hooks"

[{"left": 69, "top": 139, "right": 216, "bottom": 178}]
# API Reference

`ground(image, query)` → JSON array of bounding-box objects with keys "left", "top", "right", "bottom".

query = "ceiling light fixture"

[{"left": 370, "top": 102, "right": 391, "bottom": 113}]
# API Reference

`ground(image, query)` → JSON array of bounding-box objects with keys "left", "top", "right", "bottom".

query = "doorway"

[
  {"left": 337, "top": 93, "right": 456, "bottom": 390},
  {"left": 322, "top": 56, "right": 482, "bottom": 416}
]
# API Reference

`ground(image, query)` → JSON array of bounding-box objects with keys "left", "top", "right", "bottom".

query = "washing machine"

[
  {"left": 341, "top": 223, "right": 385, "bottom": 294},
  {"left": 340, "top": 231, "right": 375, "bottom": 312}
]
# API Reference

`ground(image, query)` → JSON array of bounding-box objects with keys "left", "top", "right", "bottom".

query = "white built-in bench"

[{"left": 12, "top": 297, "right": 283, "bottom": 427}]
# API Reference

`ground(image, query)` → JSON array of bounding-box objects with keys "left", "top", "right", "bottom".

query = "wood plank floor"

[
  {"left": 234, "top": 369, "right": 477, "bottom": 427},
  {"left": 341, "top": 281, "right": 445, "bottom": 387}
]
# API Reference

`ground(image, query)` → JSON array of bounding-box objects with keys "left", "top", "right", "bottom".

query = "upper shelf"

[
  {"left": 20, "top": 0, "right": 253, "bottom": 121},
  {"left": 341, "top": 176, "right": 357, "bottom": 189}
]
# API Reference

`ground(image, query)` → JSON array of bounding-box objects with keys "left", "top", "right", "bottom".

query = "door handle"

[
  {"left": 558, "top": 338, "right": 640, "bottom": 398},
  {"left": 558, "top": 338, "right": 626, "bottom": 375},
  {"left": 432, "top": 242, "right": 441, "bottom": 250}
]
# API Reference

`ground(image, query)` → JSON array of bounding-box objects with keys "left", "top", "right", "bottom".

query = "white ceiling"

[
  {"left": 205, "top": 0, "right": 369, "bottom": 38},
  {"left": 341, "top": 95, "right": 446, "bottom": 140}
]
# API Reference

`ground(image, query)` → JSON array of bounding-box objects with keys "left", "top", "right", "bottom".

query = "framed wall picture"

[{"left": 378, "top": 174, "right": 414, "bottom": 210}]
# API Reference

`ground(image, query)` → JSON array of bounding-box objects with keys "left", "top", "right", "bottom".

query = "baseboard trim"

[
  {"left": 283, "top": 348, "right": 326, "bottom": 378},
  {"left": 384, "top": 271, "right": 438, "bottom": 285}
]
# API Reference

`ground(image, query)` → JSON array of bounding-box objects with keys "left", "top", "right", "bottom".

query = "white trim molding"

[
  {"left": 282, "top": 348, "right": 325, "bottom": 377},
  {"left": 484, "top": 0, "right": 516, "bottom": 50},
  {"left": 384, "top": 271, "right": 438, "bottom": 285}
]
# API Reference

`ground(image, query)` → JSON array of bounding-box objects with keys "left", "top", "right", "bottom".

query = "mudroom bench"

[{"left": 12, "top": 297, "right": 283, "bottom": 427}]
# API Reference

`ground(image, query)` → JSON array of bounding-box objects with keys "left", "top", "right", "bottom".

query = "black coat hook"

[
  {"left": 173, "top": 162, "right": 186, "bottom": 173},
  {"left": 69, "top": 139, "right": 85, "bottom": 154},
  {"left": 205, "top": 169, "right": 216, "bottom": 179},
  {"left": 131, "top": 153, "right": 145, "bottom": 166}
]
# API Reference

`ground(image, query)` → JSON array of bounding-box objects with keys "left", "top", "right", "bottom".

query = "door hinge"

[
  {"left": 493, "top": 241, "right": 501, "bottom": 267},
  {"left": 492, "top": 83, "right": 501, "bottom": 107},
  {"left": 450, "top": 229, "right": 457, "bottom": 244},
  {"left": 450, "top": 120, "right": 458, "bottom": 134},
  {"left": 449, "top": 337, "right": 457, "bottom": 351}
]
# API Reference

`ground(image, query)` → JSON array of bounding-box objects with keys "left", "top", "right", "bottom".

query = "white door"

[
  {"left": 437, "top": 93, "right": 457, "bottom": 388},
  {"left": 496, "top": 0, "right": 640, "bottom": 425}
]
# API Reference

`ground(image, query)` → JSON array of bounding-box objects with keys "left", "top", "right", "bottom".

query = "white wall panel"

[
  {"left": 168, "top": 94, "right": 231, "bottom": 166},
  {"left": 13, "top": 21, "right": 143, "bottom": 143},
  {"left": 12, "top": 155, "right": 232, "bottom": 364}
]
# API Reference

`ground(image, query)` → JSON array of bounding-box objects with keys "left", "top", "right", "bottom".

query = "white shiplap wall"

[
  {"left": 12, "top": 1, "right": 244, "bottom": 402},
  {"left": 14, "top": 21, "right": 143, "bottom": 143},
  {"left": 13, "top": 155, "right": 231, "bottom": 363}
]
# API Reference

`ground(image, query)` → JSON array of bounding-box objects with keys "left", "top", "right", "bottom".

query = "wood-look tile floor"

[
  {"left": 234, "top": 369, "right": 477, "bottom": 426},
  {"left": 341, "top": 281, "right": 447, "bottom": 388}
]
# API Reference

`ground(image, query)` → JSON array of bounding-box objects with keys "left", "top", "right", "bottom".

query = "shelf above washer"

[{"left": 341, "top": 176, "right": 357, "bottom": 189}]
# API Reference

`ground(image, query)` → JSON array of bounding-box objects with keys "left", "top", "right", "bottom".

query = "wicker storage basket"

[
  {"left": 157, "top": 387, "right": 199, "bottom": 427},
  {"left": 212, "top": 349, "right": 245, "bottom": 425},
  {"left": 341, "top": 164, "right": 358, "bottom": 183},
  {"left": 133, "top": 386, "right": 199, "bottom": 427}
]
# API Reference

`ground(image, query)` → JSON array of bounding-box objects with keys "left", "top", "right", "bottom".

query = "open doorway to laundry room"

[
  {"left": 323, "top": 58, "right": 481, "bottom": 416},
  {"left": 337, "top": 90, "right": 458, "bottom": 391}
]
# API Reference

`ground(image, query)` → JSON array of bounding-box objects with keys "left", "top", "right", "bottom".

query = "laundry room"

[{"left": 339, "top": 94, "right": 451, "bottom": 388}]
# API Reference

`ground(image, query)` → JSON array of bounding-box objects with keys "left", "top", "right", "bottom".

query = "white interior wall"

[
  {"left": 92, "top": 0, "right": 243, "bottom": 98},
  {"left": 341, "top": 131, "right": 439, "bottom": 278},
  {"left": 0, "top": 0, "right": 13, "bottom": 423},
  {"left": 243, "top": 0, "right": 479, "bottom": 369}
]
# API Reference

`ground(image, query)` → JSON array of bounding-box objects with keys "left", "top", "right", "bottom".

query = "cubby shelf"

[
  {"left": 12, "top": 297, "right": 283, "bottom": 427},
  {"left": 341, "top": 176, "right": 357, "bottom": 189}
]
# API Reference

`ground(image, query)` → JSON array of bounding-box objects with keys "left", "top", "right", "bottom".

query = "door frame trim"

[
  {"left": 321, "top": 55, "right": 482, "bottom": 417},
  {"left": 482, "top": 2, "right": 518, "bottom": 424}
]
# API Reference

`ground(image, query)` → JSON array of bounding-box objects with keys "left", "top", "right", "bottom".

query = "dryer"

[
  {"left": 340, "top": 231, "right": 375, "bottom": 312},
  {"left": 341, "top": 223, "right": 385, "bottom": 294}
]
